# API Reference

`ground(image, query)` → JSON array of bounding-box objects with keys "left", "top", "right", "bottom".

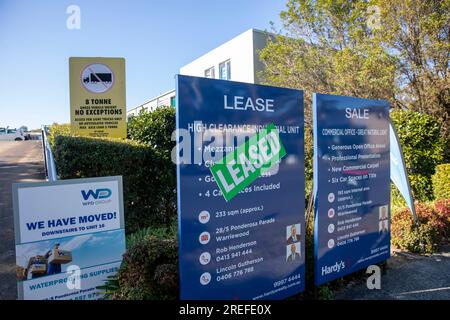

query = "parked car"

[{"left": 0, "top": 127, "right": 26, "bottom": 141}]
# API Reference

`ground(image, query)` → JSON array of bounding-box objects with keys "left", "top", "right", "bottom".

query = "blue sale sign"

[
  {"left": 176, "top": 75, "right": 305, "bottom": 300},
  {"left": 313, "top": 93, "right": 390, "bottom": 286}
]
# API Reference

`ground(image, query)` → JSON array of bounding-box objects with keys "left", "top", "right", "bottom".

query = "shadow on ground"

[{"left": 334, "top": 245, "right": 450, "bottom": 300}]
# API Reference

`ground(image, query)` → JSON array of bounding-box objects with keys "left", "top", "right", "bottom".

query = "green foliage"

[
  {"left": 260, "top": 0, "right": 398, "bottom": 127},
  {"left": 52, "top": 135, "right": 176, "bottom": 234},
  {"left": 48, "top": 123, "right": 70, "bottom": 147},
  {"left": 261, "top": 0, "right": 450, "bottom": 141},
  {"left": 391, "top": 183, "right": 407, "bottom": 208},
  {"left": 377, "top": 0, "right": 450, "bottom": 136},
  {"left": 391, "top": 200, "right": 449, "bottom": 253},
  {"left": 114, "top": 235, "right": 178, "bottom": 300},
  {"left": 304, "top": 212, "right": 315, "bottom": 288},
  {"left": 317, "top": 286, "right": 334, "bottom": 300},
  {"left": 391, "top": 110, "right": 445, "bottom": 201},
  {"left": 127, "top": 106, "right": 176, "bottom": 162},
  {"left": 433, "top": 164, "right": 450, "bottom": 200},
  {"left": 97, "top": 275, "right": 120, "bottom": 300},
  {"left": 304, "top": 126, "right": 314, "bottom": 207},
  {"left": 304, "top": 127, "right": 313, "bottom": 182},
  {"left": 126, "top": 223, "right": 177, "bottom": 249}
]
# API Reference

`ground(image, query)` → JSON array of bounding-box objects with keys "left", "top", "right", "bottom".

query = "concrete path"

[
  {"left": 0, "top": 141, "right": 45, "bottom": 300},
  {"left": 335, "top": 246, "right": 450, "bottom": 300}
]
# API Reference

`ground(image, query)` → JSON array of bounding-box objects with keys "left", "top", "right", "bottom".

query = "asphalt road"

[
  {"left": 335, "top": 246, "right": 450, "bottom": 300},
  {"left": 0, "top": 141, "right": 45, "bottom": 300}
]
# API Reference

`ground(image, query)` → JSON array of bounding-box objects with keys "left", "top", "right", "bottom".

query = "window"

[
  {"left": 219, "top": 60, "right": 231, "bottom": 80},
  {"left": 0, "top": 128, "right": 5, "bottom": 134},
  {"left": 170, "top": 96, "right": 176, "bottom": 108},
  {"left": 205, "top": 67, "right": 215, "bottom": 79}
]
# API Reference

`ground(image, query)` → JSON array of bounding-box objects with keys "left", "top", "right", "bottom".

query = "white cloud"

[{"left": 61, "top": 234, "right": 92, "bottom": 251}]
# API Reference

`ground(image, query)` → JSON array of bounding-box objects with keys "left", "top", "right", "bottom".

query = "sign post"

[
  {"left": 313, "top": 93, "right": 390, "bottom": 285},
  {"left": 69, "top": 57, "right": 126, "bottom": 138},
  {"left": 176, "top": 75, "right": 305, "bottom": 300},
  {"left": 13, "top": 176, "right": 126, "bottom": 300}
]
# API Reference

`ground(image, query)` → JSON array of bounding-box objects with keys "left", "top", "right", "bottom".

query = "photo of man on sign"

[
  {"left": 286, "top": 224, "right": 301, "bottom": 245},
  {"left": 45, "top": 243, "right": 72, "bottom": 275},
  {"left": 286, "top": 243, "right": 301, "bottom": 262}
]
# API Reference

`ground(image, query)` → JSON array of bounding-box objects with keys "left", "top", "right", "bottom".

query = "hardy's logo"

[
  {"left": 81, "top": 188, "right": 112, "bottom": 201},
  {"left": 321, "top": 260, "right": 346, "bottom": 276}
]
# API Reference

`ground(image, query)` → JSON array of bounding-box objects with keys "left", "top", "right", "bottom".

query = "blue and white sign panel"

[
  {"left": 313, "top": 93, "right": 390, "bottom": 285},
  {"left": 13, "top": 176, "right": 126, "bottom": 300},
  {"left": 176, "top": 75, "right": 305, "bottom": 300}
]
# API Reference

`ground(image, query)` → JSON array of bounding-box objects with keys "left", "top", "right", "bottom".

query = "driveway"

[{"left": 0, "top": 141, "right": 45, "bottom": 300}]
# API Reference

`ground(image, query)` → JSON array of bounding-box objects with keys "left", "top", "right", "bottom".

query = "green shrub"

[
  {"left": 52, "top": 135, "right": 176, "bottom": 234},
  {"left": 48, "top": 123, "right": 70, "bottom": 147},
  {"left": 391, "top": 183, "right": 407, "bottom": 208},
  {"left": 391, "top": 110, "right": 446, "bottom": 201},
  {"left": 127, "top": 106, "right": 176, "bottom": 162},
  {"left": 126, "top": 223, "right": 177, "bottom": 249},
  {"left": 391, "top": 201, "right": 448, "bottom": 253},
  {"left": 114, "top": 235, "right": 178, "bottom": 300},
  {"left": 433, "top": 164, "right": 450, "bottom": 200}
]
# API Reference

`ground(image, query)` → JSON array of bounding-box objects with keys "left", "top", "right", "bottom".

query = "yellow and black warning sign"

[{"left": 69, "top": 57, "right": 126, "bottom": 138}]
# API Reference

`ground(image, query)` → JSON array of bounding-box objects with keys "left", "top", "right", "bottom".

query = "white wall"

[
  {"left": 180, "top": 29, "right": 256, "bottom": 83},
  {"left": 252, "top": 30, "right": 273, "bottom": 84},
  {"left": 127, "top": 28, "right": 273, "bottom": 116},
  {"left": 127, "top": 90, "right": 175, "bottom": 117}
]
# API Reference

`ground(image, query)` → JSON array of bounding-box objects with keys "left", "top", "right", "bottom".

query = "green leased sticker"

[{"left": 210, "top": 123, "right": 286, "bottom": 201}]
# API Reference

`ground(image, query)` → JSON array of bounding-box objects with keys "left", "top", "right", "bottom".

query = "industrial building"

[{"left": 126, "top": 28, "right": 273, "bottom": 117}]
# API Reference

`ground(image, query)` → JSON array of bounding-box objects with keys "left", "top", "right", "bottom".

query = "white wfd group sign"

[{"left": 13, "top": 176, "right": 126, "bottom": 300}]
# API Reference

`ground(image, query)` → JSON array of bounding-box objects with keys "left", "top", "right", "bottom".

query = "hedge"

[
  {"left": 127, "top": 106, "right": 175, "bottom": 163},
  {"left": 391, "top": 199, "right": 450, "bottom": 253},
  {"left": 48, "top": 123, "right": 70, "bottom": 147},
  {"left": 391, "top": 110, "right": 446, "bottom": 201},
  {"left": 52, "top": 135, "right": 176, "bottom": 234},
  {"left": 433, "top": 164, "right": 450, "bottom": 200},
  {"left": 113, "top": 234, "right": 178, "bottom": 300}
]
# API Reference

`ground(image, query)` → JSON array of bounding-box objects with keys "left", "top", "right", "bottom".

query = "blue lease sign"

[
  {"left": 313, "top": 93, "right": 390, "bottom": 286},
  {"left": 176, "top": 75, "right": 305, "bottom": 300}
]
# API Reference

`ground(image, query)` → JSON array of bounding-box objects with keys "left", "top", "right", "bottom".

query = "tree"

[
  {"left": 260, "top": 0, "right": 399, "bottom": 184},
  {"left": 260, "top": 0, "right": 398, "bottom": 127},
  {"left": 260, "top": 0, "right": 449, "bottom": 136},
  {"left": 377, "top": 0, "right": 450, "bottom": 135}
]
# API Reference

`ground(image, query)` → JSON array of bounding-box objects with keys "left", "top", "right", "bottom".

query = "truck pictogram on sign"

[
  {"left": 83, "top": 73, "right": 112, "bottom": 83},
  {"left": 80, "top": 63, "right": 115, "bottom": 93}
]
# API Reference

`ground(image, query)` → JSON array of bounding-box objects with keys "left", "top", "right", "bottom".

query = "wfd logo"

[
  {"left": 81, "top": 188, "right": 112, "bottom": 200},
  {"left": 81, "top": 188, "right": 112, "bottom": 206}
]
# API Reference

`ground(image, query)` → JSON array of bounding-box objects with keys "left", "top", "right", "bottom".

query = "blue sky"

[
  {"left": 16, "top": 229, "right": 125, "bottom": 272},
  {"left": 0, "top": 0, "right": 285, "bottom": 129}
]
